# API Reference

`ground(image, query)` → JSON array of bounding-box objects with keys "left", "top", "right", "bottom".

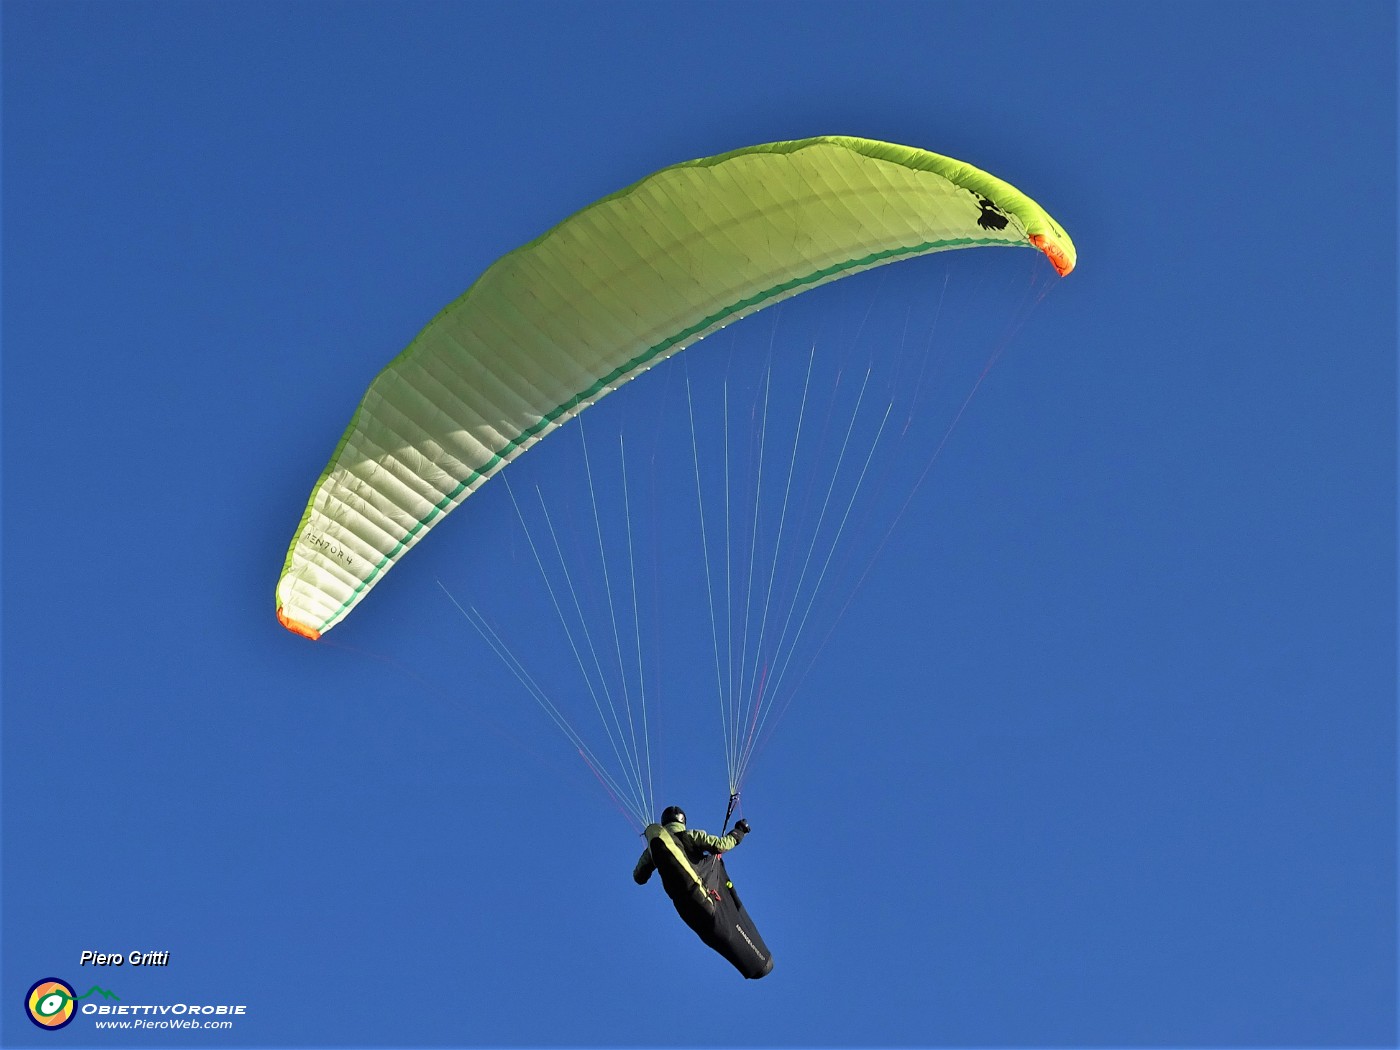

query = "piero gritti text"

[{"left": 81, "top": 949, "right": 170, "bottom": 966}]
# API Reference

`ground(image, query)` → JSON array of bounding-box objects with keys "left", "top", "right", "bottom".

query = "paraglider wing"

[{"left": 276, "top": 136, "right": 1075, "bottom": 639}]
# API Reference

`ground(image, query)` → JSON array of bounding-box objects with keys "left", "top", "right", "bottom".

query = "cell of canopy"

[{"left": 276, "top": 135, "right": 1076, "bottom": 639}]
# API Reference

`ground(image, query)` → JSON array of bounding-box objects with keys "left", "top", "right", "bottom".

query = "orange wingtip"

[
  {"left": 277, "top": 607, "right": 322, "bottom": 640},
  {"left": 1030, "top": 234, "right": 1074, "bottom": 277}
]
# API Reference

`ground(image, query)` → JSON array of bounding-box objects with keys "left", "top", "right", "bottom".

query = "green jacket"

[{"left": 633, "top": 820, "right": 746, "bottom": 886}]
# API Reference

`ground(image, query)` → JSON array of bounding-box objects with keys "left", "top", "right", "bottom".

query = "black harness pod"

[{"left": 645, "top": 824, "right": 774, "bottom": 979}]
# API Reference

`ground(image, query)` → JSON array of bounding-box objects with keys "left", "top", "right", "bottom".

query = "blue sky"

[{"left": 3, "top": 2, "right": 1395, "bottom": 1047}]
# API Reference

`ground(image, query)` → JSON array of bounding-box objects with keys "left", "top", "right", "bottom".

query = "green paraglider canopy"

[{"left": 276, "top": 135, "right": 1075, "bottom": 639}]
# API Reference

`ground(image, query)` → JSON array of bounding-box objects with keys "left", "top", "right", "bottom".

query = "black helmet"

[{"left": 661, "top": 805, "right": 686, "bottom": 826}]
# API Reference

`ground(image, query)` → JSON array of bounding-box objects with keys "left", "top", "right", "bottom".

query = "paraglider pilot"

[
  {"left": 634, "top": 806, "right": 773, "bottom": 978},
  {"left": 633, "top": 806, "right": 749, "bottom": 881}
]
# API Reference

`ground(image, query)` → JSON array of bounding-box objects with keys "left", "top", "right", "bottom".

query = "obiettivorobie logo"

[
  {"left": 25, "top": 979, "right": 119, "bottom": 1030},
  {"left": 24, "top": 976, "right": 248, "bottom": 1032}
]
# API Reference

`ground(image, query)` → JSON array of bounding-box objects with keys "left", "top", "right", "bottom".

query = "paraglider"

[{"left": 275, "top": 135, "right": 1074, "bottom": 975}]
